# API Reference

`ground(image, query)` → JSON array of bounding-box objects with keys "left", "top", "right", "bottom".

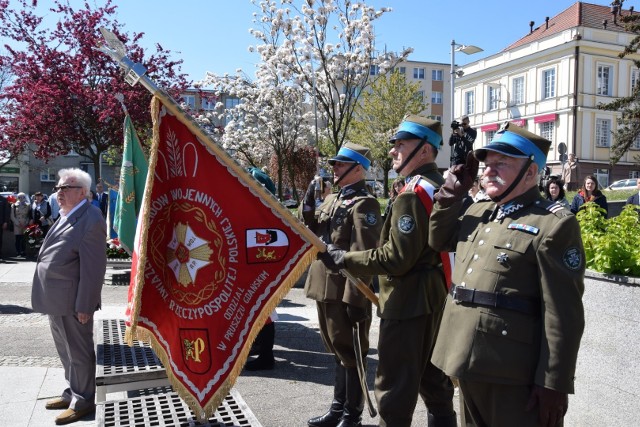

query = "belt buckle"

[{"left": 453, "top": 284, "right": 465, "bottom": 304}]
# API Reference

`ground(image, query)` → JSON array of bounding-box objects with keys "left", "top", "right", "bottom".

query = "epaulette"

[
  {"left": 403, "top": 175, "right": 422, "bottom": 192},
  {"left": 536, "top": 198, "right": 572, "bottom": 218}
]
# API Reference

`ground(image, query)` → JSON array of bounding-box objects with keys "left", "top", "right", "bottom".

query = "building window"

[
  {"left": 632, "top": 68, "right": 639, "bottom": 91},
  {"left": 632, "top": 133, "right": 640, "bottom": 150},
  {"left": 488, "top": 86, "right": 500, "bottom": 111},
  {"left": 413, "top": 68, "right": 425, "bottom": 79},
  {"left": 630, "top": 171, "right": 640, "bottom": 179},
  {"left": 370, "top": 65, "right": 379, "bottom": 76},
  {"left": 399, "top": 66, "right": 406, "bottom": 74},
  {"left": 432, "top": 69, "right": 443, "bottom": 81},
  {"left": 512, "top": 77, "right": 525, "bottom": 105},
  {"left": 431, "top": 91, "right": 443, "bottom": 104},
  {"left": 486, "top": 130, "right": 496, "bottom": 142},
  {"left": 182, "top": 95, "right": 196, "bottom": 109},
  {"left": 225, "top": 97, "right": 241, "bottom": 109},
  {"left": 40, "top": 168, "right": 57, "bottom": 182},
  {"left": 0, "top": 176, "right": 19, "bottom": 192},
  {"left": 593, "top": 168, "right": 610, "bottom": 188},
  {"left": 595, "top": 118, "right": 611, "bottom": 147},
  {"left": 597, "top": 65, "right": 613, "bottom": 96},
  {"left": 540, "top": 122, "right": 554, "bottom": 142},
  {"left": 432, "top": 115, "right": 442, "bottom": 121},
  {"left": 201, "top": 97, "right": 217, "bottom": 111},
  {"left": 542, "top": 68, "right": 556, "bottom": 99},
  {"left": 414, "top": 90, "right": 424, "bottom": 102},
  {"left": 464, "top": 91, "right": 475, "bottom": 115}
]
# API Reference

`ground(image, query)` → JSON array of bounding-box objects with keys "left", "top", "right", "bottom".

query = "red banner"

[{"left": 125, "top": 95, "right": 318, "bottom": 419}]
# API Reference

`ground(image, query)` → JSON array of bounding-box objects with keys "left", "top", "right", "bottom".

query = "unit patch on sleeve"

[
  {"left": 397, "top": 215, "right": 415, "bottom": 234},
  {"left": 364, "top": 212, "right": 378, "bottom": 226},
  {"left": 563, "top": 246, "right": 583, "bottom": 271}
]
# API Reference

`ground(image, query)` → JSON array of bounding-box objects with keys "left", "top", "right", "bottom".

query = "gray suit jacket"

[{"left": 31, "top": 202, "right": 107, "bottom": 316}]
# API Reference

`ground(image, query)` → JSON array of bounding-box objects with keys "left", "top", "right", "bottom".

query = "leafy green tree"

[
  {"left": 349, "top": 70, "right": 427, "bottom": 197},
  {"left": 597, "top": 0, "right": 640, "bottom": 165}
]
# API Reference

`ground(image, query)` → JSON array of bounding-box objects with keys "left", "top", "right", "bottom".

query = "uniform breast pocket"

[
  {"left": 456, "top": 228, "right": 479, "bottom": 264},
  {"left": 484, "top": 233, "right": 533, "bottom": 274}
]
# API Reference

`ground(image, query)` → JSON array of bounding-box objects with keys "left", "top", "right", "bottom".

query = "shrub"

[{"left": 577, "top": 203, "right": 640, "bottom": 276}]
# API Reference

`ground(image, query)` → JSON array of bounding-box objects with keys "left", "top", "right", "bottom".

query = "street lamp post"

[{"left": 450, "top": 40, "right": 483, "bottom": 122}]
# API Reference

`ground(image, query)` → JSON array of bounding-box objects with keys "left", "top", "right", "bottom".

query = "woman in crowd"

[
  {"left": 10, "top": 193, "right": 31, "bottom": 257},
  {"left": 30, "top": 191, "right": 52, "bottom": 237},
  {"left": 570, "top": 175, "right": 608, "bottom": 216},
  {"left": 383, "top": 177, "right": 405, "bottom": 218},
  {"left": 544, "top": 177, "right": 570, "bottom": 209}
]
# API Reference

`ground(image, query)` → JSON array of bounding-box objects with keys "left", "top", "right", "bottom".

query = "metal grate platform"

[
  {"left": 96, "top": 318, "right": 169, "bottom": 401},
  {"left": 98, "top": 387, "right": 262, "bottom": 427}
]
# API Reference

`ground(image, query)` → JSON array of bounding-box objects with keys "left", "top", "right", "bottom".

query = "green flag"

[{"left": 114, "top": 114, "right": 148, "bottom": 255}]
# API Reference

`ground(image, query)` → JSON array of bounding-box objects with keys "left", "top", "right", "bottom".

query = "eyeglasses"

[{"left": 53, "top": 185, "right": 83, "bottom": 192}]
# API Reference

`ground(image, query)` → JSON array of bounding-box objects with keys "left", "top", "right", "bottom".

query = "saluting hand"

[
  {"left": 435, "top": 151, "right": 479, "bottom": 207},
  {"left": 525, "top": 385, "right": 568, "bottom": 427}
]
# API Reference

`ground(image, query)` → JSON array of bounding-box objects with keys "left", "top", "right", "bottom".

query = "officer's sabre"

[
  {"left": 339, "top": 268, "right": 379, "bottom": 308},
  {"left": 353, "top": 322, "right": 377, "bottom": 417}
]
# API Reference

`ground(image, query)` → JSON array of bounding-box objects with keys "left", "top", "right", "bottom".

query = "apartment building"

[
  {"left": 454, "top": 1, "right": 640, "bottom": 187},
  {"left": 363, "top": 59, "right": 452, "bottom": 170}
]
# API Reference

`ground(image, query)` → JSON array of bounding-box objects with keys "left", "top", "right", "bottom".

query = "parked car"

[{"left": 606, "top": 178, "right": 638, "bottom": 191}]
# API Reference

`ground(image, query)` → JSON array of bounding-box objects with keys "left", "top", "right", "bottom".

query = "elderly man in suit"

[
  {"left": 31, "top": 168, "right": 107, "bottom": 425},
  {"left": 626, "top": 178, "right": 640, "bottom": 206}
]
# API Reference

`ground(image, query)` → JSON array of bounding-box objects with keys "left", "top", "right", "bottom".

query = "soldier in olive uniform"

[
  {"left": 306, "top": 143, "right": 382, "bottom": 427},
  {"left": 320, "top": 116, "right": 457, "bottom": 427},
  {"left": 429, "top": 122, "right": 585, "bottom": 427}
]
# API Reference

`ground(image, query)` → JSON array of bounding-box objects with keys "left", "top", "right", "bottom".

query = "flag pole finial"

[{"left": 97, "top": 27, "right": 159, "bottom": 93}]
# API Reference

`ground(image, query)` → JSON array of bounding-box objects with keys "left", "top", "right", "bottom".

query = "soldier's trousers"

[
  {"left": 375, "top": 312, "right": 454, "bottom": 427},
  {"left": 316, "top": 301, "right": 371, "bottom": 368}
]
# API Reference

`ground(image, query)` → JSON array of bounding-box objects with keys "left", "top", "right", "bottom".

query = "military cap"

[
  {"left": 474, "top": 121, "right": 551, "bottom": 171},
  {"left": 328, "top": 142, "right": 372, "bottom": 170},
  {"left": 389, "top": 114, "right": 443, "bottom": 150}
]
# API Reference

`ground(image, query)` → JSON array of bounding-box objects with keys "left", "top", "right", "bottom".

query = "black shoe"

[
  {"left": 308, "top": 408, "right": 343, "bottom": 427},
  {"left": 336, "top": 418, "right": 361, "bottom": 427},
  {"left": 244, "top": 356, "right": 274, "bottom": 371}
]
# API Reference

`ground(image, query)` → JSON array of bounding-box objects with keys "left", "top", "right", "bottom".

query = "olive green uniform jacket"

[
  {"left": 429, "top": 186, "right": 585, "bottom": 394},
  {"left": 304, "top": 180, "right": 382, "bottom": 307},
  {"left": 342, "top": 163, "right": 447, "bottom": 319}
]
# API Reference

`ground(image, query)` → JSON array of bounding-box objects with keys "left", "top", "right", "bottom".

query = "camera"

[{"left": 450, "top": 120, "right": 461, "bottom": 130}]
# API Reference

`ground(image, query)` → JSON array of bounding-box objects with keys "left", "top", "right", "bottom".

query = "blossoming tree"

[{"left": 251, "top": 0, "right": 412, "bottom": 156}]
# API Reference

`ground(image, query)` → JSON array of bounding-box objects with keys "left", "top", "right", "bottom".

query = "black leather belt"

[{"left": 449, "top": 285, "right": 539, "bottom": 315}]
